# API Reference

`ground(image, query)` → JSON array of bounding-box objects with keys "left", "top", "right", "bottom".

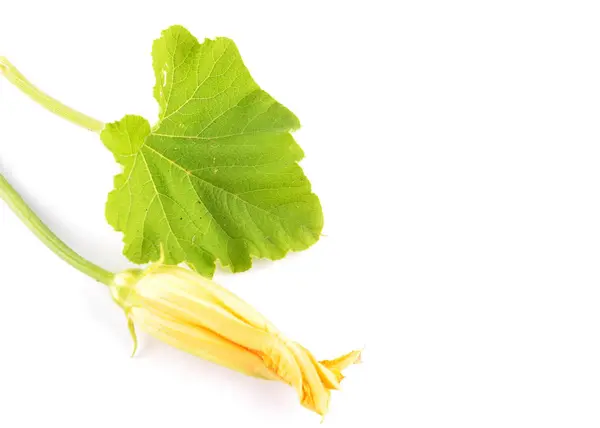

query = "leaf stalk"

[
  {"left": 0, "top": 57, "right": 105, "bottom": 132},
  {"left": 0, "top": 173, "right": 114, "bottom": 285}
]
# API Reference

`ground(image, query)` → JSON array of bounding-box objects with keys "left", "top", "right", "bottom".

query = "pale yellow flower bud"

[{"left": 110, "top": 261, "right": 361, "bottom": 416}]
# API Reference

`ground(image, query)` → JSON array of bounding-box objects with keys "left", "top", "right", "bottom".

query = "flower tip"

[
  {"left": 355, "top": 347, "right": 365, "bottom": 364},
  {"left": 144, "top": 244, "right": 166, "bottom": 275},
  {"left": 130, "top": 342, "right": 138, "bottom": 358},
  {"left": 157, "top": 243, "right": 166, "bottom": 264},
  {"left": 128, "top": 318, "right": 139, "bottom": 358}
]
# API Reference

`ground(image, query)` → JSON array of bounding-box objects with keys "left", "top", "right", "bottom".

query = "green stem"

[
  {"left": 0, "top": 174, "right": 114, "bottom": 285},
  {"left": 0, "top": 57, "right": 105, "bottom": 133}
]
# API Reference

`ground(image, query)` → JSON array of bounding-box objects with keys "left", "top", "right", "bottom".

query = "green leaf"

[{"left": 101, "top": 26, "right": 323, "bottom": 277}]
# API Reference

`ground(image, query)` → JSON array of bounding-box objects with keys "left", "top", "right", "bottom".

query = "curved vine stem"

[
  {"left": 0, "top": 173, "right": 114, "bottom": 285},
  {"left": 0, "top": 57, "right": 105, "bottom": 133}
]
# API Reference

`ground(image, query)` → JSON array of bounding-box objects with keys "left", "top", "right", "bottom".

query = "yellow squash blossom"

[{"left": 110, "top": 261, "right": 361, "bottom": 416}]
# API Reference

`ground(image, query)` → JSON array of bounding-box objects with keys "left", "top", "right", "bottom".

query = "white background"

[{"left": 0, "top": 1, "right": 599, "bottom": 427}]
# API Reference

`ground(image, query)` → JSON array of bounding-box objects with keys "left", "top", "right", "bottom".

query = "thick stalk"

[
  {"left": 0, "top": 174, "right": 114, "bottom": 285},
  {"left": 0, "top": 57, "right": 105, "bottom": 133}
]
